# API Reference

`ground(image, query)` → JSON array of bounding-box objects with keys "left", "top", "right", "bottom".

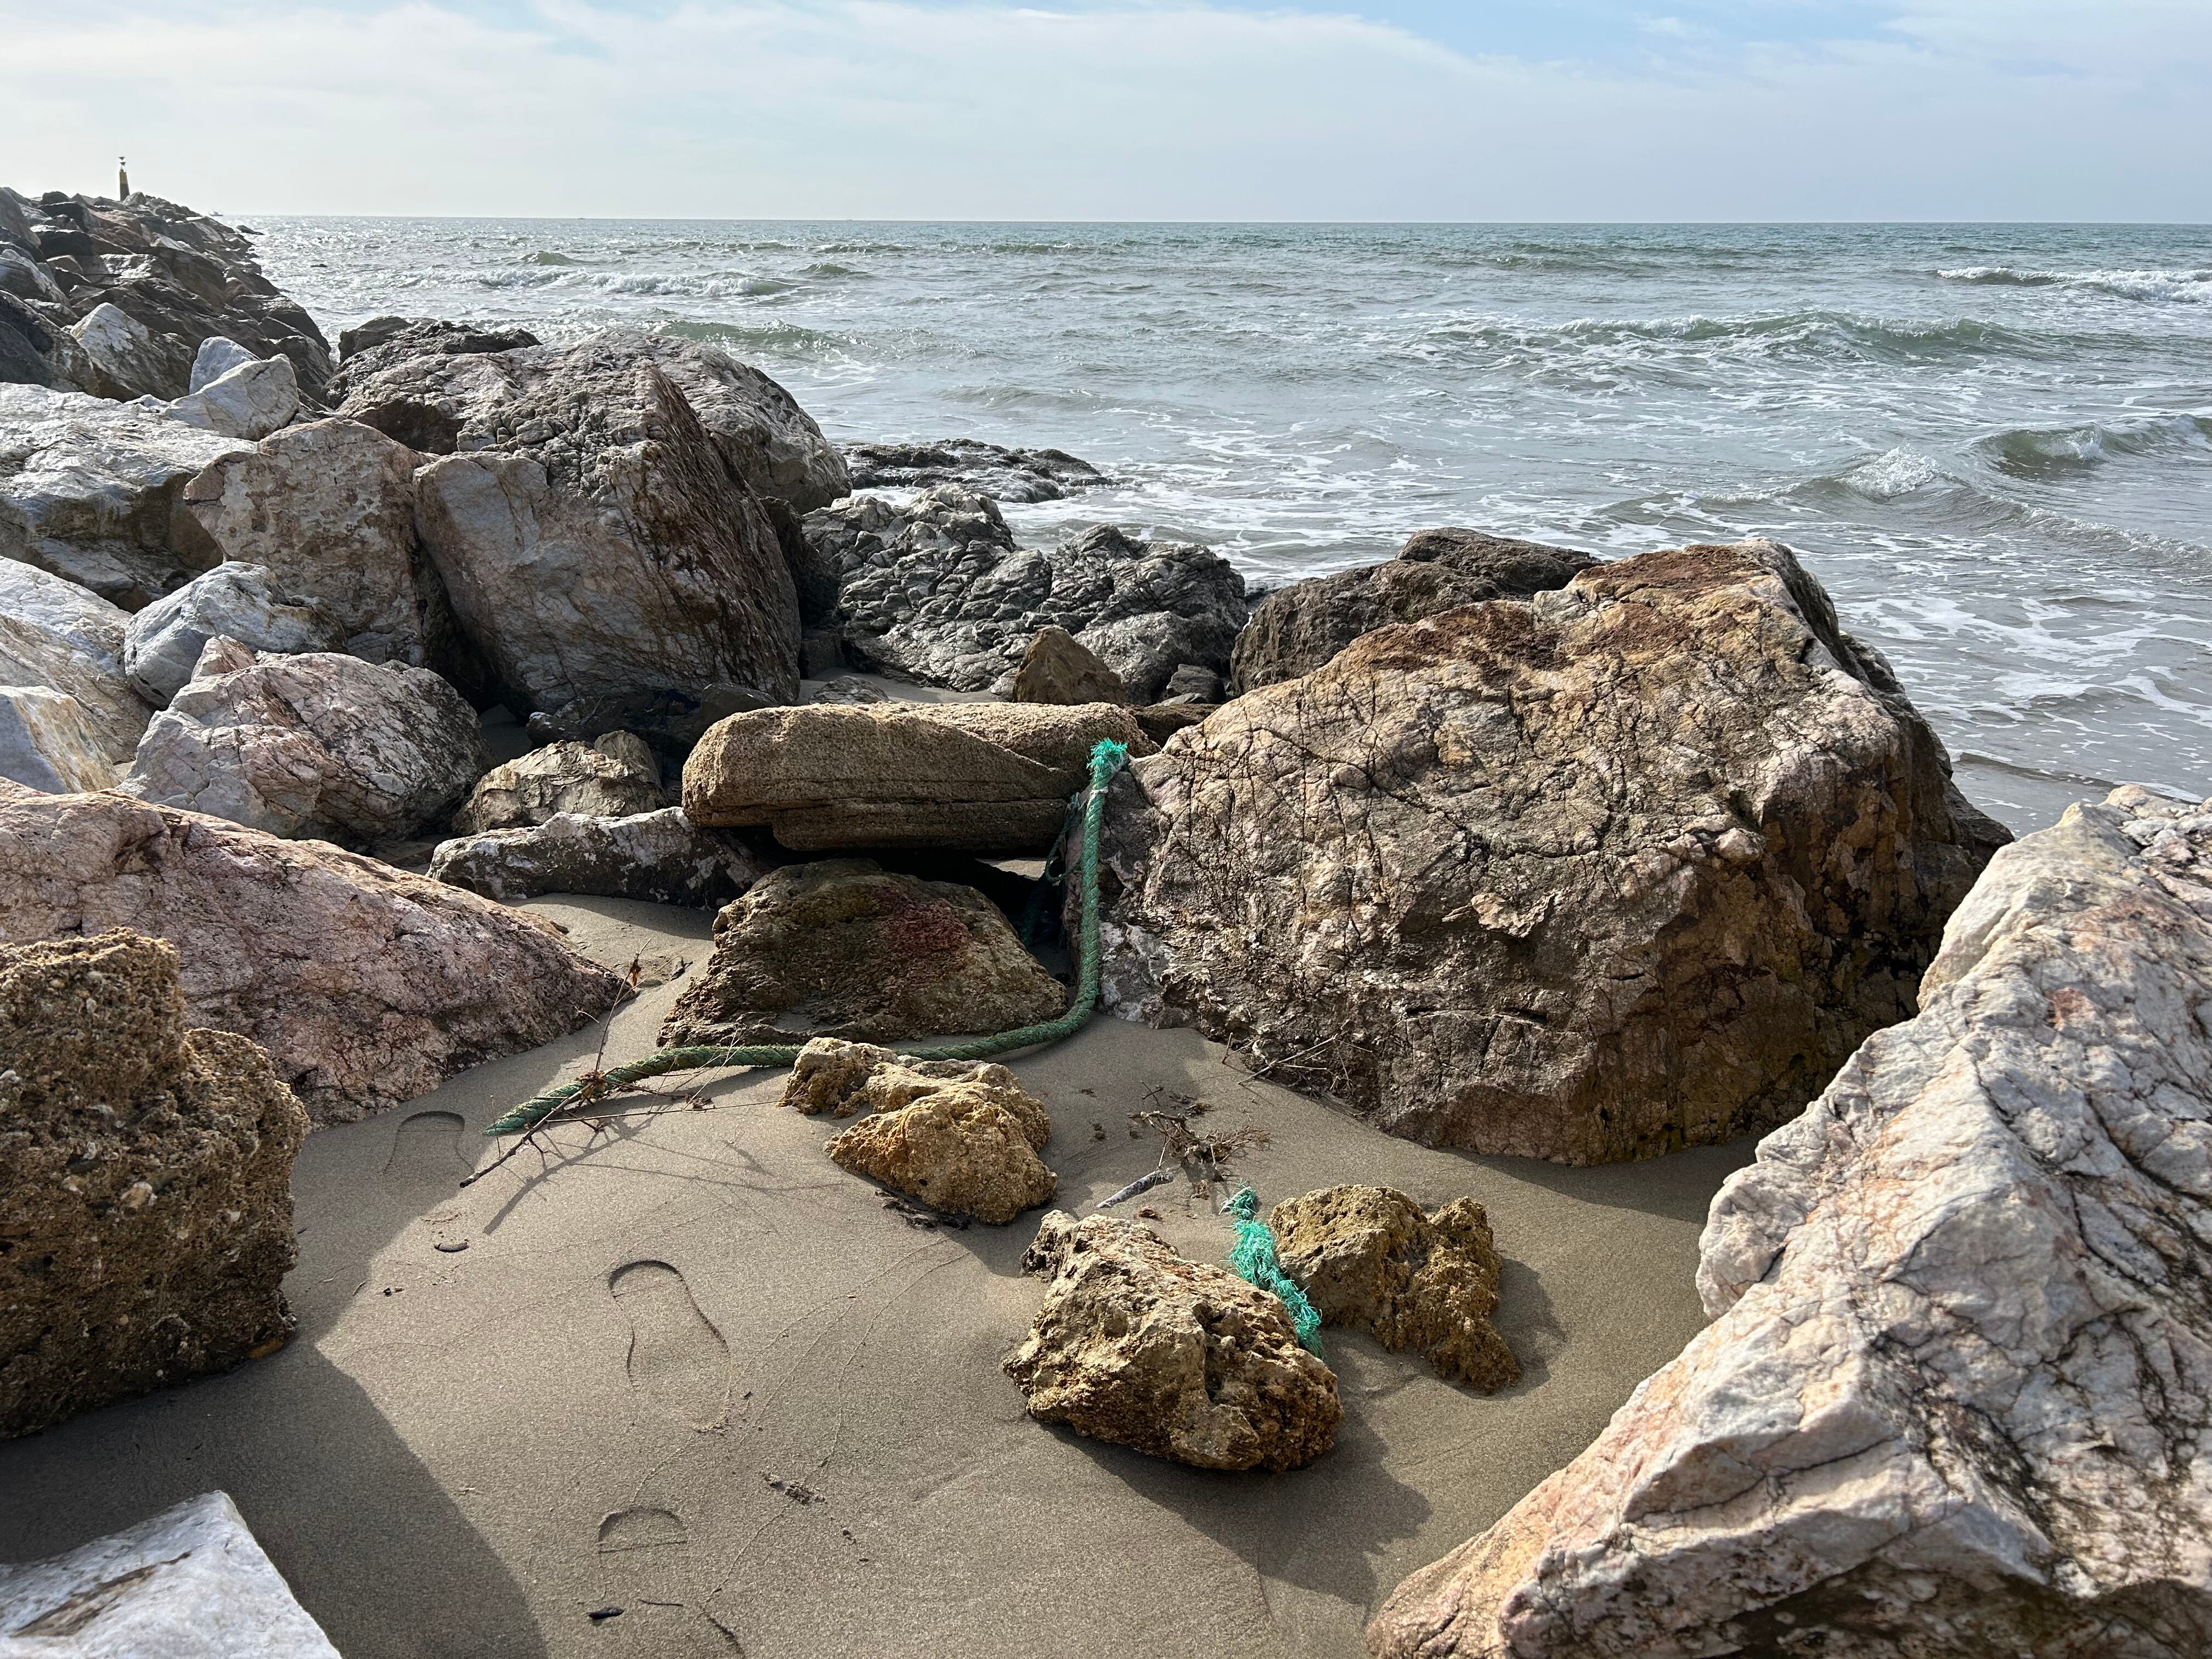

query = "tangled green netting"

[
  {"left": 1223, "top": 1187, "right": 1325, "bottom": 1357},
  {"left": 484, "top": 738, "right": 1133, "bottom": 1139}
]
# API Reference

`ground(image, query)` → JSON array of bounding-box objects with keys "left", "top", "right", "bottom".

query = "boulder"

[
  {"left": 0, "top": 558, "right": 152, "bottom": 789},
  {"left": 0, "top": 781, "right": 623, "bottom": 1123},
  {"left": 0, "top": 686, "right": 123, "bottom": 794},
  {"left": 1005, "top": 1211, "right": 1342, "bottom": 1471},
  {"left": 0, "top": 930, "right": 307, "bottom": 1438},
  {"left": 450, "top": 732, "right": 666, "bottom": 834},
  {"left": 180, "top": 417, "right": 479, "bottom": 683},
  {"left": 188, "top": 335, "right": 257, "bottom": 391},
  {"left": 520, "top": 680, "right": 778, "bottom": 758},
  {"left": 121, "top": 563, "right": 346, "bottom": 705},
  {"left": 1269, "top": 1185, "right": 1517, "bottom": 1391},
  {"left": 1229, "top": 527, "right": 1597, "bottom": 693},
  {"left": 807, "top": 487, "right": 1247, "bottom": 699},
  {"left": 0, "top": 1491, "right": 340, "bottom": 1656},
  {"left": 122, "top": 644, "right": 489, "bottom": 844},
  {"left": 0, "top": 382, "right": 244, "bottom": 608},
  {"left": 428, "top": 806, "right": 769, "bottom": 907},
  {"left": 682, "top": 699, "right": 1154, "bottom": 855},
  {"left": 165, "top": 353, "right": 299, "bottom": 441},
  {"left": 324, "top": 317, "right": 541, "bottom": 396},
  {"left": 659, "top": 858, "right": 1066, "bottom": 1048},
  {"left": 1131, "top": 702, "right": 1212, "bottom": 745},
  {"left": 1092, "top": 539, "right": 2011, "bottom": 1164},
  {"left": 827, "top": 1086, "right": 1059, "bottom": 1223},
  {"left": 70, "top": 301, "right": 173, "bottom": 399},
  {"left": 342, "top": 333, "right": 801, "bottom": 720},
  {"left": 780, "top": 1035, "right": 1053, "bottom": 1146},
  {"left": 840, "top": 438, "right": 1105, "bottom": 504},
  {"left": 1161, "top": 663, "right": 1224, "bottom": 702},
  {"left": 1010, "top": 624, "right": 1127, "bottom": 706},
  {"left": 1368, "top": 786, "right": 2212, "bottom": 1659}
]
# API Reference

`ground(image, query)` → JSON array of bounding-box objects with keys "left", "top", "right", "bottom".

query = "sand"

[{"left": 0, "top": 893, "right": 1754, "bottom": 1658}]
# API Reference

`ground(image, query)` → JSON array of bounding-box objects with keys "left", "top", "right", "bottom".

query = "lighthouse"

[{"left": 117, "top": 156, "right": 129, "bottom": 199}]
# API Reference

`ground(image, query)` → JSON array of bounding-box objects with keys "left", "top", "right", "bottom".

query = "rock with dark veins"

[
  {"left": 1369, "top": 785, "right": 2212, "bottom": 1659},
  {"left": 840, "top": 438, "right": 1105, "bottom": 504}
]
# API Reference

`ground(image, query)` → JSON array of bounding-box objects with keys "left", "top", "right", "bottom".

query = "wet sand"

[{"left": 0, "top": 894, "right": 1754, "bottom": 1658}]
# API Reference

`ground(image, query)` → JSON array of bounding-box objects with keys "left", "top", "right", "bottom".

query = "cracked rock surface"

[
  {"left": 1368, "top": 784, "right": 2212, "bottom": 1659},
  {"left": 1092, "top": 538, "right": 2011, "bottom": 1164},
  {"left": 1, "top": 930, "right": 307, "bottom": 1438},
  {"left": 780, "top": 1035, "right": 1054, "bottom": 1148},
  {"left": 1005, "top": 1210, "right": 1342, "bottom": 1471},
  {"left": 450, "top": 732, "right": 665, "bottom": 834},
  {"left": 428, "top": 806, "right": 768, "bottom": 908},
  {"left": 826, "top": 1080, "right": 1058, "bottom": 1224},
  {"left": 840, "top": 437, "right": 1104, "bottom": 503}
]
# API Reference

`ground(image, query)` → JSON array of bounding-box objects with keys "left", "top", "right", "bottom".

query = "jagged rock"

[
  {"left": 181, "top": 417, "right": 482, "bottom": 686},
  {"left": 682, "top": 699, "right": 1154, "bottom": 855},
  {"left": 122, "top": 643, "right": 489, "bottom": 844},
  {"left": 1093, "top": 539, "right": 2010, "bottom": 1164},
  {"left": 840, "top": 438, "right": 1105, "bottom": 504},
  {"left": 659, "top": 858, "right": 1065, "bottom": 1048},
  {"left": 0, "top": 557, "right": 151, "bottom": 788},
  {"left": 1131, "top": 702, "right": 1212, "bottom": 744},
  {"left": 0, "top": 930, "right": 307, "bottom": 1438},
  {"left": 188, "top": 335, "right": 256, "bottom": 390},
  {"left": 1368, "top": 786, "right": 2212, "bottom": 1659},
  {"left": 827, "top": 1084, "right": 1059, "bottom": 1223},
  {"left": 1005, "top": 1211, "right": 1342, "bottom": 1471},
  {"left": 121, "top": 563, "right": 345, "bottom": 705},
  {"left": 450, "top": 733, "right": 665, "bottom": 834},
  {"left": 809, "top": 677, "right": 889, "bottom": 706},
  {"left": 0, "top": 382, "right": 244, "bottom": 607},
  {"left": 1010, "top": 624, "right": 1127, "bottom": 705},
  {"left": 428, "top": 806, "right": 768, "bottom": 907},
  {"left": 1269, "top": 1185, "right": 1517, "bottom": 1391},
  {"left": 0, "top": 245, "right": 63, "bottom": 304},
  {"left": 806, "top": 487, "right": 1247, "bottom": 699},
  {"left": 0, "top": 781, "right": 622, "bottom": 1122},
  {"left": 1229, "top": 527, "right": 1598, "bottom": 693},
  {"left": 0, "top": 1491, "right": 341, "bottom": 1655},
  {"left": 164, "top": 353, "right": 298, "bottom": 441},
  {"left": 323, "top": 317, "right": 542, "bottom": 398},
  {"left": 1162, "top": 663, "right": 1224, "bottom": 702},
  {"left": 648, "top": 338, "right": 851, "bottom": 514},
  {"left": 70, "top": 301, "right": 172, "bottom": 400},
  {"left": 336, "top": 332, "right": 800, "bottom": 720},
  {"left": 780, "top": 1035, "right": 1053, "bottom": 1146}
]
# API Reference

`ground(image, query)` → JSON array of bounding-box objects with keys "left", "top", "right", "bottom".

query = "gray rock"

[
  {"left": 1161, "top": 662, "right": 1224, "bottom": 701},
  {"left": 841, "top": 438, "right": 1105, "bottom": 504},
  {"left": 122, "top": 563, "right": 346, "bottom": 705},
  {"left": 1370, "top": 785, "right": 2212, "bottom": 1659},
  {"left": 69, "top": 301, "right": 173, "bottom": 400},
  {"left": 165, "top": 353, "right": 298, "bottom": 440},
  {"left": 450, "top": 733, "right": 667, "bottom": 834},
  {"left": 0, "top": 382, "right": 244, "bottom": 608},
  {"left": 0, "top": 558, "right": 151, "bottom": 789},
  {"left": 188, "top": 335, "right": 257, "bottom": 391},
  {"left": 430, "top": 806, "right": 769, "bottom": 907},
  {"left": 0, "top": 245, "right": 63, "bottom": 304},
  {"left": 325, "top": 317, "right": 541, "bottom": 394},
  {"left": 122, "top": 644, "right": 489, "bottom": 844},
  {"left": 1091, "top": 538, "right": 2010, "bottom": 1165},
  {"left": 1228, "top": 527, "right": 1597, "bottom": 694},
  {"left": 808, "top": 487, "right": 1247, "bottom": 700}
]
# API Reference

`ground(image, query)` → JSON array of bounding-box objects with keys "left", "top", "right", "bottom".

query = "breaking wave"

[{"left": 1937, "top": 266, "right": 2212, "bottom": 303}]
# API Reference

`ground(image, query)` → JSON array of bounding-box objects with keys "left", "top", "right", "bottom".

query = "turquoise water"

[{"left": 255, "top": 219, "right": 2212, "bottom": 831}]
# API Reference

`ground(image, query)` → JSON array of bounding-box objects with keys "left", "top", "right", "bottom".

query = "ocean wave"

[
  {"left": 800, "top": 261, "right": 872, "bottom": 279},
  {"left": 654, "top": 319, "right": 855, "bottom": 357},
  {"left": 1976, "top": 412, "right": 2212, "bottom": 477},
  {"left": 1420, "top": 309, "right": 2047, "bottom": 368},
  {"left": 524, "top": 250, "right": 582, "bottom": 266},
  {"left": 1936, "top": 266, "right": 2212, "bottom": 303}
]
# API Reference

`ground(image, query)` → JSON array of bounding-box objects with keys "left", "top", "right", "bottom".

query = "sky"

[{"left": 2, "top": 1, "right": 2207, "bottom": 221}]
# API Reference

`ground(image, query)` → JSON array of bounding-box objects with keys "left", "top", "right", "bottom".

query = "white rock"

[
  {"left": 69, "top": 301, "right": 173, "bottom": 402},
  {"left": 1367, "top": 784, "right": 2212, "bottom": 1659},
  {"left": 0, "top": 244, "right": 64, "bottom": 304},
  {"left": 122, "top": 645, "right": 488, "bottom": 843},
  {"left": 188, "top": 336, "right": 257, "bottom": 392},
  {"left": 0, "top": 561, "right": 151, "bottom": 789},
  {"left": 0, "top": 383, "right": 247, "bottom": 608},
  {"left": 122, "top": 564, "right": 345, "bottom": 706},
  {"left": 0, "top": 685, "right": 119, "bottom": 793},
  {"left": 0, "top": 1491, "right": 339, "bottom": 1657},
  {"left": 0, "top": 557, "right": 131, "bottom": 673},
  {"left": 166, "top": 356, "right": 298, "bottom": 441}
]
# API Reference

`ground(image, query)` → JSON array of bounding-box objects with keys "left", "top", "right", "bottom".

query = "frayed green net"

[{"left": 1223, "top": 1186, "right": 1325, "bottom": 1357}]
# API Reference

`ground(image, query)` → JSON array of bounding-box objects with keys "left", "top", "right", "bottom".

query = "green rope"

[
  {"left": 1223, "top": 1187, "right": 1325, "bottom": 1358},
  {"left": 484, "top": 738, "right": 1133, "bottom": 1138}
]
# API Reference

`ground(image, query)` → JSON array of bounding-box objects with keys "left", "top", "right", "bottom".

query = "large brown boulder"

[
  {"left": 335, "top": 332, "right": 802, "bottom": 721},
  {"left": 1, "top": 931, "right": 307, "bottom": 1438},
  {"left": 1005, "top": 1211, "right": 1342, "bottom": 1472},
  {"left": 682, "top": 699, "right": 1154, "bottom": 855},
  {"left": 1367, "top": 787, "right": 2212, "bottom": 1659},
  {"left": 1269, "top": 1185, "right": 1517, "bottom": 1392},
  {"left": 1229, "top": 527, "right": 1596, "bottom": 694},
  {"left": 0, "top": 783, "right": 622, "bottom": 1122},
  {"left": 1010, "top": 624, "right": 1127, "bottom": 706},
  {"left": 1092, "top": 539, "right": 2010, "bottom": 1164},
  {"left": 659, "top": 859, "right": 1065, "bottom": 1048}
]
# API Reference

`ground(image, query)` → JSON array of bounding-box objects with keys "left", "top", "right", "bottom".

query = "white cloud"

[{"left": 1, "top": 0, "right": 2206, "bottom": 218}]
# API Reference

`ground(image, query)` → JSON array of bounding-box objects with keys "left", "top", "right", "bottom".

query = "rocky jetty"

[
  {"left": 0, "top": 782, "right": 620, "bottom": 1122},
  {"left": 841, "top": 437, "right": 1105, "bottom": 503},
  {"left": 1006, "top": 1211, "right": 1343, "bottom": 1471},
  {"left": 804, "top": 486, "right": 1246, "bottom": 698},
  {"left": 1091, "top": 539, "right": 2010, "bottom": 1163},
  {"left": 1, "top": 930, "right": 306, "bottom": 1438},
  {"left": 428, "top": 805, "right": 767, "bottom": 906},
  {"left": 659, "top": 858, "right": 1066, "bottom": 1047},
  {"left": 1369, "top": 786, "right": 2212, "bottom": 1659}
]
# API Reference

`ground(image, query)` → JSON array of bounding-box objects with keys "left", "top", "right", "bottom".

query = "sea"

[{"left": 250, "top": 219, "right": 2212, "bottom": 835}]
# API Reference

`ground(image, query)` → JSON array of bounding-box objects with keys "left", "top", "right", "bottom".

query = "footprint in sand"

[
  {"left": 595, "top": 1508, "right": 741, "bottom": 1655},
  {"left": 383, "top": 1110, "right": 466, "bottom": 1187},
  {"left": 608, "top": 1261, "right": 731, "bottom": 1431}
]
